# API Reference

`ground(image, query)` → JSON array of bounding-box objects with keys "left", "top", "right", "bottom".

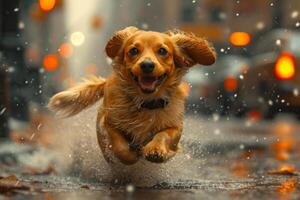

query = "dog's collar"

[{"left": 140, "top": 98, "right": 169, "bottom": 110}]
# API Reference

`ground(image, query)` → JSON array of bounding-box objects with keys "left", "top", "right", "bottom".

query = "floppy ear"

[
  {"left": 166, "top": 30, "right": 216, "bottom": 67},
  {"left": 105, "top": 26, "right": 139, "bottom": 59}
]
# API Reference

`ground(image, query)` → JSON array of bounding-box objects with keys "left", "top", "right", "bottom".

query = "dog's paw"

[{"left": 143, "top": 143, "right": 174, "bottom": 163}]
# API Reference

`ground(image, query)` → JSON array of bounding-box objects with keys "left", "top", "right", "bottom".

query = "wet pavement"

[{"left": 1, "top": 114, "right": 300, "bottom": 199}]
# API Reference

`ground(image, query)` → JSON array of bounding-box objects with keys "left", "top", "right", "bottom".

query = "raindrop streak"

[
  {"left": 30, "top": 133, "right": 36, "bottom": 140},
  {"left": 0, "top": 108, "right": 6, "bottom": 115}
]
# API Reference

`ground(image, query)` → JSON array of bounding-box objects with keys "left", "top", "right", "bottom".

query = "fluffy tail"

[{"left": 48, "top": 76, "right": 106, "bottom": 117}]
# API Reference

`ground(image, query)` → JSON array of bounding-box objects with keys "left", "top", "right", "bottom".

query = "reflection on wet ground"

[{"left": 1, "top": 114, "right": 300, "bottom": 199}]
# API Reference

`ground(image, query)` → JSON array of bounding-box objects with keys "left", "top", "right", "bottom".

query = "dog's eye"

[
  {"left": 158, "top": 47, "right": 168, "bottom": 56},
  {"left": 129, "top": 47, "right": 139, "bottom": 56}
]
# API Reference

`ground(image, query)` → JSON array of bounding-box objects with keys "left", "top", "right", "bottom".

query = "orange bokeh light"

[
  {"left": 247, "top": 110, "right": 262, "bottom": 121},
  {"left": 274, "top": 52, "right": 295, "bottom": 80},
  {"left": 39, "top": 0, "right": 56, "bottom": 12},
  {"left": 224, "top": 76, "right": 238, "bottom": 92},
  {"left": 277, "top": 178, "right": 297, "bottom": 194},
  {"left": 229, "top": 32, "right": 251, "bottom": 46},
  {"left": 43, "top": 54, "right": 59, "bottom": 71},
  {"left": 85, "top": 64, "right": 98, "bottom": 75},
  {"left": 58, "top": 43, "right": 73, "bottom": 58}
]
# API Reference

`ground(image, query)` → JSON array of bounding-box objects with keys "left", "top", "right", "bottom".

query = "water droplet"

[
  {"left": 268, "top": 100, "right": 273, "bottom": 106},
  {"left": 18, "top": 21, "right": 25, "bottom": 29},
  {"left": 291, "top": 11, "right": 299, "bottom": 18},
  {"left": 141, "top": 23, "right": 149, "bottom": 30},
  {"left": 256, "top": 22, "right": 265, "bottom": 30},
  {"left": 126, "top": 184, "right": 135, "bottom": 193},
  {"left": 293, "top": 88, "right": 299, "bottom": 96},
  {"left": 276, "top": 39, "right": 281, "bottom": 46},
  {"left": 214, "top": 129, "right": 220, "bottom": 135}
]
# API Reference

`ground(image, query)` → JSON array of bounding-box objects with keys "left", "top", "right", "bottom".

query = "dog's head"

[{"left": 105, "top": 26, "right": 216, "bottom": 95}]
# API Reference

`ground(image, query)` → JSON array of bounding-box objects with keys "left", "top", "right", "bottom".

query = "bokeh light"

[
  {"left": 39, "top": 0, "right": 56, "bottom": 12},
  {"left": 224, "top": 76, "right": 238, "bottom": 92},
  {"left": 274, "top": 52, "right": 295, "bottom": 80},
  {"left": 229, "top": 32, "right": 251, "bottom": 46},
  {"left": 58, "top": 43, "right": 73, "bottom": 58},
  {"left": 43, "top": 54, "right": 59, "bottom": 71},
  {"left": 85, "top": 64, "right": 98, "bottom": 75},
  {"left": 91, "top": 15, "right": 103, "bottom": 30},
  {"left": 70, "top": 31, "right": 85, "bottom": 46}
]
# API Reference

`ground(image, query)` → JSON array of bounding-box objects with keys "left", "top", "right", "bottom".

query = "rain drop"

[
  {"left": 291, "top": 11, "right": 299, "bottom": 18},
  {"left": 293, "top": 88, "right": 299, "bottom": 96},
  {"left": 276, "top": 39, "right": 281, "bottom": 46},
  {"left": 0, "top": 108, "right": 6, "bottom": 116},
  {"left": 126, "top": 184, "right": 135, "bottom": 193}
]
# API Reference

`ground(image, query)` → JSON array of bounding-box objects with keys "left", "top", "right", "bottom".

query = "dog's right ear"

[{"left": 105, "top": 26, "right": 139, "bottom": 59}]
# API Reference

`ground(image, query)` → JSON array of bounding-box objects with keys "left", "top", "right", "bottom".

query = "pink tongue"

[{"left": 139, "top": 77, "right": 157, "bottom": 89}]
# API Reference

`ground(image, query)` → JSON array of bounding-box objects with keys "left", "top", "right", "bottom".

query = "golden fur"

[{"left": 49, "top": 27, "right": 216, "bottom": 165}]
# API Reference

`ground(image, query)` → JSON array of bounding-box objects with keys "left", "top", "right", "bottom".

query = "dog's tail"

[{"left": 48, "top": 76, "right": 106, "bottom": 117}]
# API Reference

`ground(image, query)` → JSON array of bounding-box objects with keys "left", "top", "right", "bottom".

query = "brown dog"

[{"left": 49, "top": 27, "right": 216, "bottom": 165}]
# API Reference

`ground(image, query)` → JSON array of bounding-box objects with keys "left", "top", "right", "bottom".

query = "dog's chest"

[{"left": 108, "top": 99, "right": 183, "bottom": 144}]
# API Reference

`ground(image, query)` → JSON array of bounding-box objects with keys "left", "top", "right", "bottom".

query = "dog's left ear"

[
  {"left": 105, "top": 26, "right": 139, "bottom": 59},
  {"left": 166, "top": 30, "right": 216, "bottom": 67}
]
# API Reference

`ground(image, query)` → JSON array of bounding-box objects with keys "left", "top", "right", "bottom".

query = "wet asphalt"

[{"left": 1, "top": 114, "right": 300, "bottom": 199}]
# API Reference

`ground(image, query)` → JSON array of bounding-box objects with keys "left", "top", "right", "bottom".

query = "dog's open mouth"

[{"left": 131, "top": 73, "right": 167, "bottom": 93}]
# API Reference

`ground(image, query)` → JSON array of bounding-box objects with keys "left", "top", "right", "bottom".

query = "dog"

[{"left": 49, "top": 27, "right": 216, "bottom": 165}]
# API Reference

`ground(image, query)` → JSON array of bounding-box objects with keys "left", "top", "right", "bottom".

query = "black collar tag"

[{"left": 141, "top": 98, "right": 169, "bottom": 110}]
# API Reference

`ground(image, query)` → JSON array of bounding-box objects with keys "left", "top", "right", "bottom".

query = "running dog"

[{"left": 49, "top": 27, "right": 216, "bottom": 165}]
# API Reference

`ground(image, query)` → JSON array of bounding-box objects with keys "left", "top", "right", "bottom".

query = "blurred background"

[
  {"left": 1, "top": 0, "right": 300, "bottom": 138},
  {"left": 1, "top": 0, "right": 300, "bottom": 198}
]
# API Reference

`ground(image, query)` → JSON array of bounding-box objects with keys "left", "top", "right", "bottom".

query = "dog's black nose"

[{"left": 140, "top": 61, "right": 155, "bottom": 73}]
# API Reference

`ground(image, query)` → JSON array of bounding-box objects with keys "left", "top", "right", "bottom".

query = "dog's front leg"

[
  {"left": 105, "top": 123, "right": 139, "bottom": 165},
  {"left": 143, "top": 127, "right": 182, "bottom": 163}
]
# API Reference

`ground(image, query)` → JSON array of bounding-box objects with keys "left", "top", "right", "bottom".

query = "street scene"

[{"left": 1, "top": 0, "right": 300, "bottom": 199}]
